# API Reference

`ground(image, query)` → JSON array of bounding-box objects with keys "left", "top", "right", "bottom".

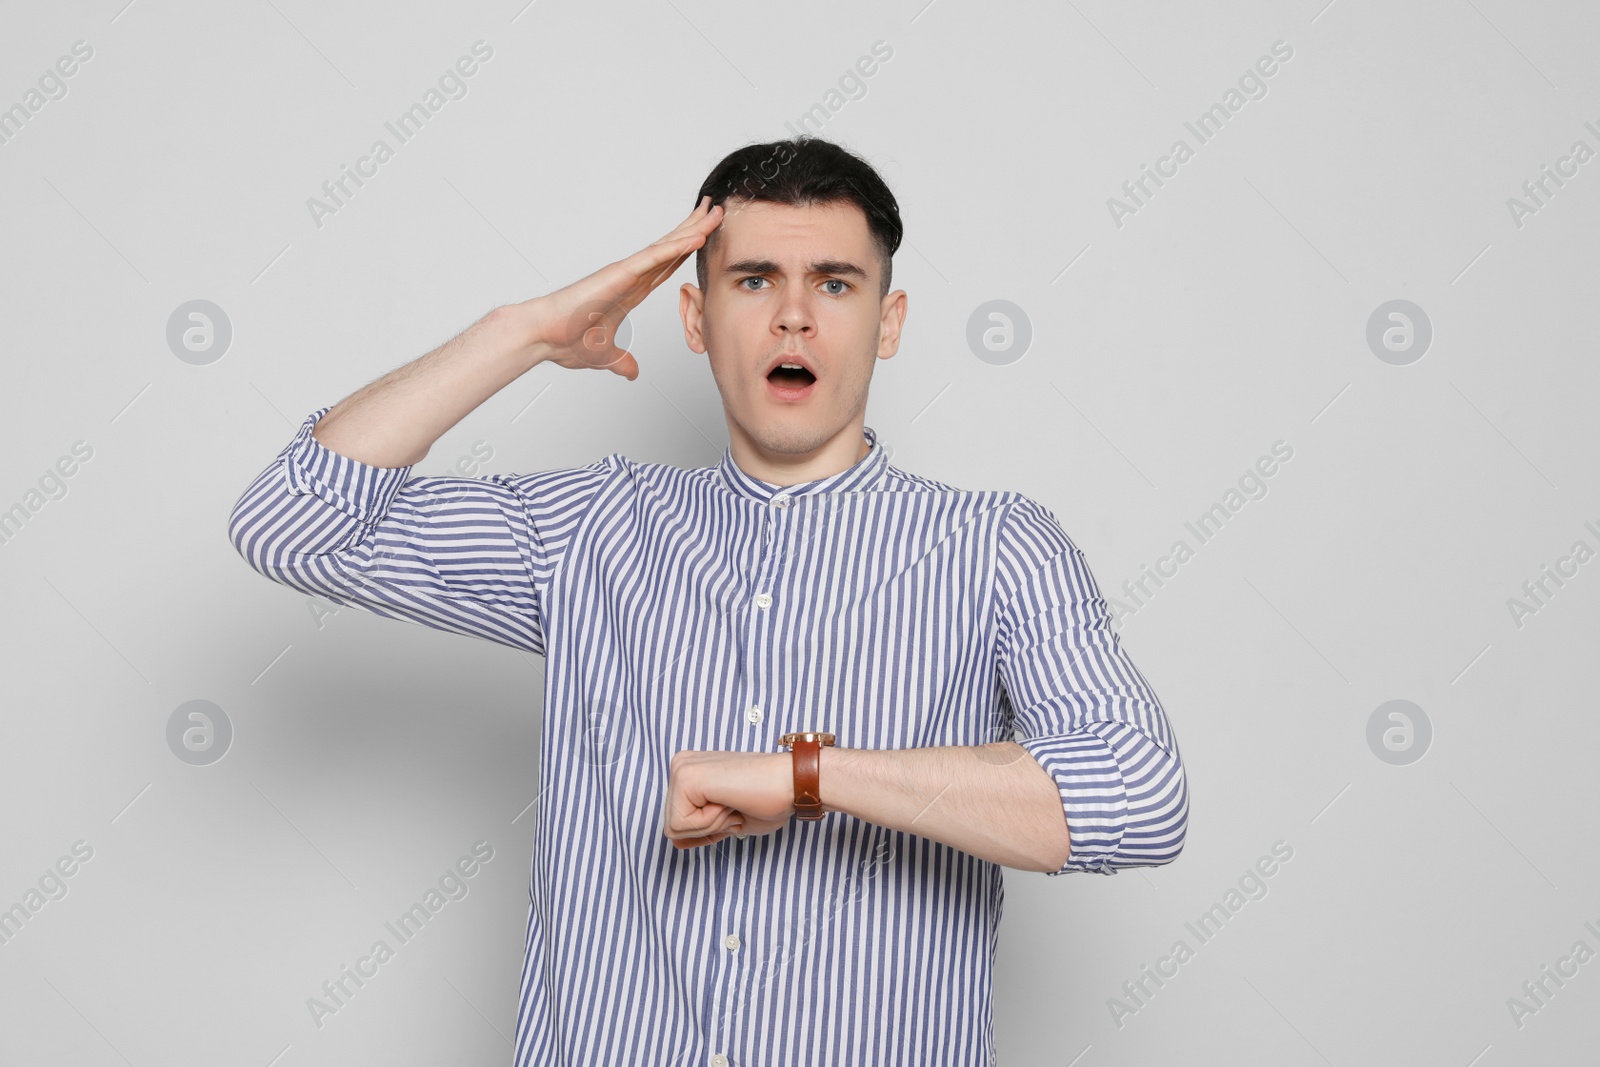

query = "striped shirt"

[{"left": 228, "top": 406, "right": 1188, "bottom": 1067}]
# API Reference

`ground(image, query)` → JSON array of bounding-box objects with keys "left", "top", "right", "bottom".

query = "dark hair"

[{"left": 693, "top": 136, "right": 903, "bottom": 297}]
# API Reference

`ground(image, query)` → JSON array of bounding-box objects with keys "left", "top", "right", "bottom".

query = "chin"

[
  {"left": 746, "top": 394, "right": 840, "bottom": 441},
  {"left": 747, "top": 419, "right": 832, "bottom": 457}
]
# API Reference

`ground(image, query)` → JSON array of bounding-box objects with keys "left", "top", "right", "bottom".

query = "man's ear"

[
  {"left": 679, "top": 283, "right": 708, "bottom": 354},
  {"left": 876, "top": 289, "right": 907, "bottom": 361}
]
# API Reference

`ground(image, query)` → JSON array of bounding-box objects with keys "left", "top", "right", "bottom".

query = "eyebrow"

[{"left": 722, "top": 258, "right": 870, "bottom": 281}]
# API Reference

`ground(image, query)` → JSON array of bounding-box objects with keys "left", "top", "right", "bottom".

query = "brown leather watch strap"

[{"left": 779, "top": 732, "right": 835, "bottom": 821}]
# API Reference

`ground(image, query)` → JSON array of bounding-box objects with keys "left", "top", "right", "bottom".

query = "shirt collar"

[{"left": 716, "top": 425, "right": 889, "bottom": 502}]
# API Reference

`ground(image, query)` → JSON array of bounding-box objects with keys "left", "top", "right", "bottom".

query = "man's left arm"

[
  {"left": 818, "top": 494, "right": 1189, "bottom": 875},
  {"left": 816, "top": 741, "right": 1080, "bottom": 873},
  {"left": 978, "top": 495, "right": 1189, "bottom": 875},
  {"left": 664, "top": 497, "right": 1188, "bottom": 874},
  {"left": 819, "top": 502, "right": 1196, "bottom": 876}
]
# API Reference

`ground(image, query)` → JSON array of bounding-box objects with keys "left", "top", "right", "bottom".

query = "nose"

[{"left": 773, "top": 286, "right": 816, "bottom": 336}]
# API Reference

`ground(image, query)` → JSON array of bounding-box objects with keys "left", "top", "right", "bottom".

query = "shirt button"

[
  {"left": 746, "top": 706, "right": 763, "bottom": 724},
  {"left": 724, "top": 934, "right": 741, "bottom": 950},
  {"left": 771, "top": 493, "right": 792, "bottom": 508},
  {"left": 754, "top": 592, "right": 772, "bottom": 609},
  {"left": 711, "top": 1055, "right": 728, "bottom": 1067}
]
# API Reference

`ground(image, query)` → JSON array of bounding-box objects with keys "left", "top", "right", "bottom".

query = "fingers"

[
  {"left": 594, "top": 200, "right": 723, "bottom": 325},
  {"left": 671, "top": 815, "right": 743, "bottom": 849},
  {"left": 632, "top": 226, "right": 713, "bottom": 281},
  {"left": 609, "top": 349, "right": 638, "bottom": 381},
  {"left": 634, "top": 241, "right": 698, "bottom": 294},
  {"left": 651, "top": 197, "right": 717, "bottom": 252},
  {"left": 673, "top": 194, "right": 722, "bottom": 237},
  {"left": 673, "top": 829, "right": 736, "bottom": 850},
  {"left": 625, "top": 199, "right": 723, "bottom": 279},
  {"left": 666, "top": 802, "right": 744, "bottom": 847},
  {"left": 663, "top": 194, "right": 710, "bottom": 236}
]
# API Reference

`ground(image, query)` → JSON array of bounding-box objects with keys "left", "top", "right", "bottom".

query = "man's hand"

[
  {"left": 662, "top": 749, "right": 794, "bottom": 850},
  {"left": 509, "top": 196, "right": 725, "bottom": 381}
]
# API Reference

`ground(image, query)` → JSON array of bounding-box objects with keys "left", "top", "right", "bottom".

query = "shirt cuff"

[
  {"left": 283, "top": 407, "right": 416, "bottom": 523},
  {"left": 1017, "top": 732, "right": 1129, "bottom": 876}
]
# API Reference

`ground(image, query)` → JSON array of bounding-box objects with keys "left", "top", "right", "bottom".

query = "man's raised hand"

[{"left": 512, "top": 196, "right": 724, "bottom": 381}]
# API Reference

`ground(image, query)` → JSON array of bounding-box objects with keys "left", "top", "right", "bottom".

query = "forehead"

[{"left": 713, "top": 198, "right": 875, "bottom": 266}]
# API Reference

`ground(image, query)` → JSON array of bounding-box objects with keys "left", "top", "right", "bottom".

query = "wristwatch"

[{"left": 777, "top": 732, "right": 836, "bottom": 821}]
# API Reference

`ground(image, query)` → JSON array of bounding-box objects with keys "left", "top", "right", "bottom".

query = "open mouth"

[
  {"left": 766, "top": 362, "right": 817, "bottom": 400},
  {"left": 767, "top": 365, "right": 816, "bottom": 386}
]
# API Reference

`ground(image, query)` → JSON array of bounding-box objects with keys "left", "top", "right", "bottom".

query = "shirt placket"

[{"left": 707, "top": 488, "right": 792, "bottom": 1067}]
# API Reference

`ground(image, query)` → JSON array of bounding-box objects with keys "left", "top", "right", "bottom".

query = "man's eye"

[
  {"left": 822, "top": 279, "right": 850, "bottom": 295},
  {"left": 739, "top": 277, "right": 767, "bottom": 290}
]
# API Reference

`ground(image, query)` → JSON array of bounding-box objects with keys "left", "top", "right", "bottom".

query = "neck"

[{"left": 727, "top": 419, "right": 870, "bottom": 487}]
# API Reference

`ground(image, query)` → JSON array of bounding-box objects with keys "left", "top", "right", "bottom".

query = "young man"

[{"left": 229, "top": 136, "right": 1187, "bottom": 1067}]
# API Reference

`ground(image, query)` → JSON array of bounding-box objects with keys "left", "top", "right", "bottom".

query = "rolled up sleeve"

[
  {"left": 227, "top": 406, "right": 615, "bottom": 656},
  {"left": 994, "top": 496, "right": 1188, "bottom": 876}
]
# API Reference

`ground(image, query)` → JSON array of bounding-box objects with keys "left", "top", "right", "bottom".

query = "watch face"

[{"left": 781, "top": 732, "right": 836, "bottom": 746}]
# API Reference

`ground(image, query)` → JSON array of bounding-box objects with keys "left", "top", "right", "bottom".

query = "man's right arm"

[
  {"left": 227, "top": 396, "right": 616, "bottom": 656},
  {"left": 227, "top": 197, "right": 726, "bottom": 653},
  {"left": 308, "top": 305, "right": 548, "bottom": 469}
]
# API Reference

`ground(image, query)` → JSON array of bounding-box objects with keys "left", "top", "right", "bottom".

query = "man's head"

[{"left": 680, "top": 136, "right": 907, "bottom": 479}]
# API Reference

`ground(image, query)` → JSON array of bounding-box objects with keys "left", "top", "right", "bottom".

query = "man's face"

[{"left": 680, "top": 198, "right": 906, "bottom": 462}]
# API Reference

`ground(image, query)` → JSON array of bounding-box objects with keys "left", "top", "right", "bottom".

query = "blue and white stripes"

[{"left": 229, "top": 406, "right": 1187, "bottom": 1066}]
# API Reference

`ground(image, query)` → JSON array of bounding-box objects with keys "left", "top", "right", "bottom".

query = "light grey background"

[{"left": 2, "top": 1, "right": 1597, "bottom": 1064}]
